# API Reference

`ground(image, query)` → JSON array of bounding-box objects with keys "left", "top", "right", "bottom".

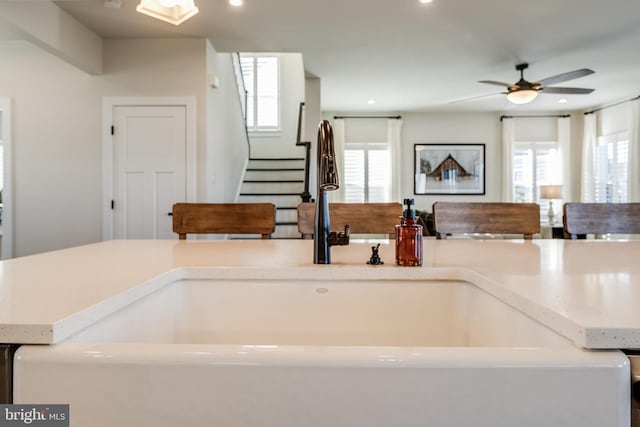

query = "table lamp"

[{"left": 540, "top": 185, "right": 562, "bottom": 222}]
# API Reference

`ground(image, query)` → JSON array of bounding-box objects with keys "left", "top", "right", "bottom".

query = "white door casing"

[{"left": 102, "top": 97, "right": 196, "bottom": 240}]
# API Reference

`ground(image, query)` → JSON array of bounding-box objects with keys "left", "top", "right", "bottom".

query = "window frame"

[{"left": 240, "top": 55, "right": 281, "bottom": 134}]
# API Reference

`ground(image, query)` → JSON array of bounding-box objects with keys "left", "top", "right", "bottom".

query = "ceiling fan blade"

[
  {"left": 478, "top": 80, "right": 514, "bottom": 88},
  {"left": 542, "top": 87, "right": 594, "bottom": 95},
  {"left": 537, "top": 68, "right": 594, "bottom": 86},
  {"left": 449, "top": 92, "right": 503, "bottom": 104}
]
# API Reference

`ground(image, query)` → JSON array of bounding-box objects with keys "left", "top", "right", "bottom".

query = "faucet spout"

[{"left": 314, "top": 120, "right": 349, "bottom": 264}]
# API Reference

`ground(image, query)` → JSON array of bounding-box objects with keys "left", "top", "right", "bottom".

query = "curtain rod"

[
  {"left": 500, "top": 114, "right": 570, "bottom": 122},
  {"left": 584, "top": 94, "right": 640, "bottom": 115},
  {"left": 333, "top": 115, "right": 402, "bottom": 120}
]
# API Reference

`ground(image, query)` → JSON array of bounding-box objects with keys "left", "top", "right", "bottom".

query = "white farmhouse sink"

[
  {"left": 67, "top": 278, "right": 571, "bottom": 347},
  {"left": 14, "top": 274, "right": 629, "bottom": 427}
]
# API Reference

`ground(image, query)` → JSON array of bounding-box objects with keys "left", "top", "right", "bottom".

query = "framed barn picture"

[{"left": 414, "top": 143, "right": 485, "bottom": 195}]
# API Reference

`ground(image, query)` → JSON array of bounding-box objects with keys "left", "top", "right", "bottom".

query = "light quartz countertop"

[{"left": 1, "top": 239, "right": 639, "bottom": 349}]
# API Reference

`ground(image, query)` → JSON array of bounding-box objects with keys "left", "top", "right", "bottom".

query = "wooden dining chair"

[
  {"left": 432, "top": 201, "right": 541, "bottom": 239},
  {"left": 563, "top": 202, "right": 640, "bottom": 239},
  {"left": 172, "top": 203, "right": 276, "bottom": 239},
  {"left": 297, "top": 202, "right": 402, "bottom": 239}
]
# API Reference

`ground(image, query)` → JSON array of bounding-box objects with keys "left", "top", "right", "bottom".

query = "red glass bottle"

[{"left": 395, "top": 198, "right": 423, "bottom": 266}]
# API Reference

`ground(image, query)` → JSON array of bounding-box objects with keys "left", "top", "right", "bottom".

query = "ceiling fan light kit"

[
  {"left": 506, "top": 89, "right": 538, "bottom": 104},
  {"left": 136, "top": 0, "right": 199, "bottom": 25},
  {"left": 479, "top": 62, "right": 595, "bottom": 105}
]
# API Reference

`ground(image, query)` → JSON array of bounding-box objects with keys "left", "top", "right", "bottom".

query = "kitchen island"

[{"left": 1, "top": 239, "right": 638, "bottom": 426}]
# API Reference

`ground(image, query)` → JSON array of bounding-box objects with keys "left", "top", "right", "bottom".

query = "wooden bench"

[
  {"left": 297, "top": 202, "right": 402, "bottom": 239},
  {"left": 563, "top": 202, "right": 640, "bottom": 239},
  {"left": 172, "top": 203, "right": 276, "bottom": 239},
  {"left": 433, "top": 202, "right": 540, "bottom": 239}
]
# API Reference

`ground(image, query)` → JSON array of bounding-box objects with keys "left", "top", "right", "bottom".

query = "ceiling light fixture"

[
  {"left": 229, "top": 0, "right": 243, "bottom": 6},
  {"left": 558, "top": 98, "right": 568, "bottom": 104},
  {"left": 506, "top": 89, "right": 538, "bottom": 105},
  {"left": 136, "top": 0, "right": 199, "bottom": 25},
  {"left": 367, "top": 99, "right": 376, "bottom": 104},
  {"left": 419, "top": 0, "right": 433, "bottom": 3}
]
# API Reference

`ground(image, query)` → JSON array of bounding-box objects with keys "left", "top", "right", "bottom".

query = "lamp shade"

[
  {"left": 506, "top": 89, "right": 538, "bottom": 105},
  {"left": 540, "top": 185, "right": 562, "bottom": 199}
]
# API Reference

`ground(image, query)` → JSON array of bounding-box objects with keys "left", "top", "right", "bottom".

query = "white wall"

[
  {"left": 0, "top": 40, "right": 104, "bottom": 256},
  {"left": 206, "top": 46, "right": 250, "bottom": 202},
  {"left": 400, "top": 112, "right": 501, "bottom": 211},
  {"left": 513, "top": 117, "right": 557, "bottom": 141},
  {"left": 247, "top": 53, "right": 306, "bottom": 159},
  {"left": 599, "top": 102, "right": 630, "bottom": 136},
  {"left": 304, "top": 76, "right": 321, "bottom": 197},
  {"left": 0, "top": 38, "right": 246, "bottom": 256}
]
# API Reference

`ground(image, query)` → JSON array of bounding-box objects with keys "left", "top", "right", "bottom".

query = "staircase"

[{"left": 237, "top": 157, "right": 307, "bottom": 238}]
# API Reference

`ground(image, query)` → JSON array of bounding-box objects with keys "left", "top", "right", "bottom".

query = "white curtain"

[
  {"left": 581, "top": 113, "right": 597, "bottom": 202},
  {"left": 628, "top": 100, "right": 640, "bottom": 202},
  {"left": 501, "top": 117, "right": 514, "bottom": 201},
  {"left": 330, "top": 118, "right": 346, "bottom": 202},
  {"left": 388, "top": 118, "right": 403, "bottom": 202},
  {"left": 557, "top": 117, "right": 571, "bottom": 201}
]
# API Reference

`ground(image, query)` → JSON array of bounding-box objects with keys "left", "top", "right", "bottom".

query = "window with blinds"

[
  {"left": 240, "top": 56, "right": 279, "bottom": 131},
  {"left": 595, "top": 133, "right": 629, "bottom": 203},
  {"left": 512, "top": 141, "right": 561, "bottom": 212},
  {"left": 344, "top": 142, "right": 391, "bottom": 203}
]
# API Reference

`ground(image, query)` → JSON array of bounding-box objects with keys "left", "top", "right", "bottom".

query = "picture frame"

[{"left": 414, "top": 143, "right": 485, "bottom": 195}]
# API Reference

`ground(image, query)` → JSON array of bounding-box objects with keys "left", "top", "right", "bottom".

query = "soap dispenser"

[{"left": 395, "top": 198, "right": 423, "bottom": 266}]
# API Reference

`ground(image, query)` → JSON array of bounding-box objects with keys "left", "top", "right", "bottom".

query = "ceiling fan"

[{"left": 479, "top": 63, "right": 595, "bottom": 104}]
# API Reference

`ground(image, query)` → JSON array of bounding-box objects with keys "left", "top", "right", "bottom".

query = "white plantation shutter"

[
  {"left": 595, "top": 134, "right": 629, "bottom": 202},
  {"left": 344, "top": 149, "right": 365, "bottom": 203},
  {"left": 344, "top": 143, "right": 391, "bottom": 203},
  {"left": 240, "top": 55, "right": 279, "bottom": 131},
  {"left": 368, "top": 148, "right": 391, "bottom": 202},
  {"left": 256, "top": 57, "right": 278, "bottom": 128}
]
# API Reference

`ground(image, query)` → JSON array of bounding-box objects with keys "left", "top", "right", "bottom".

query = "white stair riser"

[
  {"left": 241, "top": 182, "right": 304, "bottom": 193},
  {"left": 237, "top": 194, "right": 302, "bottom": 208},
  {"left": 244, "top": 170, "right": 305, "bottom": 181},
  {"left": 248, "top": 159, "right": 305, "bottom": 169}
]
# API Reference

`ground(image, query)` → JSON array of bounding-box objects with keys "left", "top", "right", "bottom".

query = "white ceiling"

[{"left": 42, "top": 0, "right": 640, "bottom": 113}]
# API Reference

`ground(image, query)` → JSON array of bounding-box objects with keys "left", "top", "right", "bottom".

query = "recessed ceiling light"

[
  {"left": 104, "top": 0, "right": 122, "bottom": 8},
  {"left": 419, "top": 0, "right": 433, "bottom": 4},
  {"left": 229, "top": 0, "right": 243, "bottom": 6},
  {"left": 558, "top": 98, "right": 568, "bottom": 104},
  {"left": 367, "top": 99, "right": 376, "bottom": 105}
]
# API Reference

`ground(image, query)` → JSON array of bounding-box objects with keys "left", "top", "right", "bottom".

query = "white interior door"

[{"left": 112, "top": 105, "right": 186, "bottom": 239}]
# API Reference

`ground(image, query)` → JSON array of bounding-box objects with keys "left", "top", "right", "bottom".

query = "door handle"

[{"left": 167, "top": 212, "right": 173, "bottom": 216}]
